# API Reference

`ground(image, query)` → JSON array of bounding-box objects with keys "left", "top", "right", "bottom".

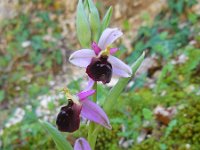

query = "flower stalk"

[
  {"left": 87, "top": 82, "right": 97, "bottom": 150},
  {"left": 41, "top": 1, "right": 145, "bottom": 150},
  {"left": 92, "top": 82, "right": 97, "bottom": 102}
]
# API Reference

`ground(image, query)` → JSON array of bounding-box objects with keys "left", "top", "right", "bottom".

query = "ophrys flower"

[
  {"left": 56, "top": 89, "right": 111, "bottom": 132},
  {"left": 69, "top": 28, "right": 132, "bottom": 85}
]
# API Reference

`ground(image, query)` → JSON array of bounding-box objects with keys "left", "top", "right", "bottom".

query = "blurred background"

[{"left": 0, "top": 0, "right": 200, "bottom": 149}]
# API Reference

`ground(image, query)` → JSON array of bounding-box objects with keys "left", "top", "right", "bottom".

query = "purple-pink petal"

[
  {"left": 98, "top": 28, "right": 123, "bottom": 50},
  {"left": 74, "top": 138, "right": 91, "bottom": 150},
  {"left": 69, "top": 49, "right": 95, "bottom": 67},
  {"left": 108, "top": 55, "right": 132, "bottom": 77},
  {"left": 86, "top": 78, "right": 95, "bottom": 91},
  {"left": 110, "top": 47, "right": 119, "bottom": 54},
  {"left": 77, "top": 90, "right": 95, "bottom": 101},
  {"left": 81, "top": 99, "right": 112, "bottom": 129},
  {"left": 92, "top": 42, "right": 101, "bottom": 55}
]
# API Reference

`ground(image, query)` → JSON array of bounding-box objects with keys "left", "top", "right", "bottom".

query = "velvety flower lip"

[
  {"left": 56, "top": 89, "right": 111, "bottom": 132},
  {"left": 74, "top": 138, "right": 91, "bottom": 150},
  {"left": 69, "top": 28, "right": 132, "bottom": 84},
  {"left": 86, "top": 56, "right": 112, "bottom": 84},
  {"left": 56, "top": 99, "right": 82, "bottom": 132}
]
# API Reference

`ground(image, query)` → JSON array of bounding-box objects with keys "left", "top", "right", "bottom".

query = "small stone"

[
  {"left": 185, "top": 143, "right": 191, "bottom": 149},
  {"left": 21, "top": 41, "right": 31, "bottom": 48}
]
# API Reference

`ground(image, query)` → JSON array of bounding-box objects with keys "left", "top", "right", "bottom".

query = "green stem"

[
  {"left": 88, "top": 122, "right": 96, "bottom": 149},
  {"left": 88, "top": 82, "right": 97, "bottom": 150},
  {"left": 93, "top": 82, "right": 97, "bottom": 102}
]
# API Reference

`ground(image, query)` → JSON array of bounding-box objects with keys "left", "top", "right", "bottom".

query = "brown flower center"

[
  {"left": 86, "top": 56, "right": 112, "bottom": 84},
  {"left": 56, "top": 99, "right": 81, "bottom": 132}
]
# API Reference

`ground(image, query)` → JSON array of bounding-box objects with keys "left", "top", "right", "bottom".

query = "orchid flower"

[
  {"left": 74, "top": 138, "right": 91, "bottom": 150},
  {"left": 69, "top": 28, "right": 132, "bottom": 86},
  {"left": 56, "top": 89, "right": 111, "bottom": 132}
]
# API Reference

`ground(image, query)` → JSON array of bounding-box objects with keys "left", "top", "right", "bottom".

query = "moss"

[
  {"left": 95, "top": 125, "right": 121, "bottom": 150},
  {"left": 2, "top": 122, "right": 55, "bottom": 150},
  {"left": 133, "top": 138, "right": 160, "bottom": 150},
  {"left": 130, "top": 98, "right": 200, "bottom": 150},
  {"left": 167, "top": 99, "right": 200, "bottom": 147}
]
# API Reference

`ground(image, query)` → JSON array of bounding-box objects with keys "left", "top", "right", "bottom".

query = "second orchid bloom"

[
  {"left": 69, "top": 28, "right": 132, "bottom": 86},
  {"left": 56, "top": 89, "right": 111, "bottom": 132}
]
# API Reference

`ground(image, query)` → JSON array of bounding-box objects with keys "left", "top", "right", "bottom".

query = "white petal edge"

[
  {"left": 69, "top": 49, "right": 95, "bottom": 67},
  {"left": 84, "top": 78, "right": 95, "bottom": 91},
  {"left": 98, "top": 28, "right": 123, "bottom": 50},
  {"left": 108, "top": 55, "right": 132, "bottom": 77},
  {"left": 112, "top": 67, "right": 131, "bottom": 77}
]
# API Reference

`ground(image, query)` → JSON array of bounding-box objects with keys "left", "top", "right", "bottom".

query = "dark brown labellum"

[
  {"left": 56, "top": 99, "right": 82, "bottom": 132},
  {"left": 86, "top": 56, "right": 112, "bottom": 84}
]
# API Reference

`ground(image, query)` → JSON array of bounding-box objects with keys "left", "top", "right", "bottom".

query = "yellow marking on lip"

[
  {"left": 100, "top": 46, "right": 111, "bottom": 56},
  {"left": 62, "top": 88, "right": 73, "bottom": 100},
  {"left": 61, "top": 88, "right": 80, "bottom": 105}
]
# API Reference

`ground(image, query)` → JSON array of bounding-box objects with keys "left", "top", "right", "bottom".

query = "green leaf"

[
  {"left": 76, "top": 0, "right": 91, "bottom": 48},
  {"left": 165, "top": 119, "right": 177, "bottom": 138},
  {"left": 101, "top": 6, "right": 113, "bottom": 34},
  {"left": 39, "top": 120, "right": 73, "bottom": 150},
  {"left": 160, "top": 143, "right": 167, "bottom": 150},
  {"left": 54, "top": 50, "right": 62, "bottom": 65},
  {"left": 188, "top": 13, "right": 198, "bottom": 24},
  {"left": 104, "top": 52, "right": 145, "bottom": 113},
  {"left": 142, "top": 108, "right": 153, "bottom": 120},
  {"left": 87, "top": 0, "right": 101, "bottom": 42},
  {"left": 0, "top": 90, "right": 5, "bottom": 102},
  {"left": 83, "top": 0, "right": 90, "bottom": 16}
]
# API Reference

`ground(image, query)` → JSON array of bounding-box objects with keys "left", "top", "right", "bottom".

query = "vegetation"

[{"left": 0, "top": 0, "right": 200, "bottom": 149}]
